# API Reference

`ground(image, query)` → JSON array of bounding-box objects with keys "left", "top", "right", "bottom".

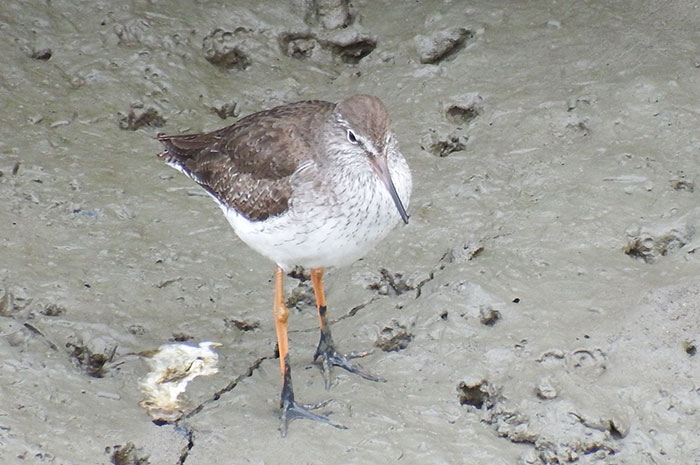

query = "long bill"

[{"left": 369, "top": 156, "right": 409, "bottom": 224}]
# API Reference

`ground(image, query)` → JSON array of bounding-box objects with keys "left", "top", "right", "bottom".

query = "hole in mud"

[
  {"left": 367, "top": 268, "right": 414, "bottom": 296},
  {"left": 170, "top": 332, "right": 193, "bottom": 342},
  {"left": 457, "top": 379, "right": 491, "bottom": 409},
  {"left": 429, "top": 134, "right": 467, "bottom": 157},
  {"left": 110, "top": 442, "right": 149, "bottom": 465},
  {"left": 375, "top": 320, "right": 413, "bottom": 352},
  {"left": 278, "top": 32, "right": 317, "bottom": 59},
  {"left": 609, "top": 421, "right": 624, "bottom": 440},
  {"left": 445, "top": 104, "right": 481, "bottom": 125},
  {"left": 327, "top": 38, "right": 376, "bottom": 64},
  {"left": 479, "top": 306, "right": 501, "bottom": 326},
  {"left": 66, "top": 340, "right": 116, "bottom": 378},
  {"left": 224, "top": 318, "right": 261, "bottom": 332}
]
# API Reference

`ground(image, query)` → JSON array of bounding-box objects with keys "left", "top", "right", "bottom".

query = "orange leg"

[
  {"left": 310, "top": 267, "right": 328, "bottom": 328},
  {"left": 273, "top": 266, "right": 289, "bottom": 377},
  {"left": 310, "top": 267, "right": 384, "bottom": 389},
  {"left": 273, "top": 266, "right": 345, "bottom": 436}
]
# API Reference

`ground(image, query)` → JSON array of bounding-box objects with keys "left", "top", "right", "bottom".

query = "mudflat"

[{"left": 1, "top": 1, "right": 699, "bottom": 464}]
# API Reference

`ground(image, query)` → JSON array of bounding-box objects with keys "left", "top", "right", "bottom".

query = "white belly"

[{"left": 221, "top": 156, "right": 411, "bottom": 271}]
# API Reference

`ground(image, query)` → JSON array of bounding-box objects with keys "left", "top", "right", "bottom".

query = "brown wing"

[{"left": 157, "top": 100, "right": 334, "bottom": 221}]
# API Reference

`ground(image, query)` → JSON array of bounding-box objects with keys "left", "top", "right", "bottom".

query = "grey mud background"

[{"left": 1, "top": 1, "right": 699, "bottom": 464}]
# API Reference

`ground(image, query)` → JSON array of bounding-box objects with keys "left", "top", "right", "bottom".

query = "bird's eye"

[{"left": 347, "top": 130, "right": 358, "bottom": 144}]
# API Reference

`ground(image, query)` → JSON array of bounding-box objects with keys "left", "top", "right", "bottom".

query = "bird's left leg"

[{"left": 310, "top": 267, "right": 385, "bottom": 389}]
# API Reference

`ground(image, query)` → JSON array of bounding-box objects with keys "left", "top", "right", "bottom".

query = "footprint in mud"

[{"left": 568, "top": 348, "right": 607, "bottom": 378}]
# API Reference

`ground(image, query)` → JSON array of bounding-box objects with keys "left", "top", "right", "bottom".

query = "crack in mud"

[
  {"left": 335, "top": 297, "right": 380, "bottom": 322},
  {"left": 176, "top": 426, "right": 194, "bottom": 465},
  {"left": 289, "top": 297, "right": 379, "bottom": 335},
  {"left": 184, "top": 354, "right": 271, "bottom": 420},
  {"left": 413, "top": 271, "right": 435, "bottom": 299},
  {"left": 171, "top": 354, "right": 271, "bottom": 464}
]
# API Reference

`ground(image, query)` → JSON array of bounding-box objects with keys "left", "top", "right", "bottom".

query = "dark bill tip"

[{"left": 369, "top": 156, "right": 409, "bottom": 225}]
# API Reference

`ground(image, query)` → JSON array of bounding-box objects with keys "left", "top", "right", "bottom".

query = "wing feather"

[{"left": 157, "top": 100, "right": 334, "bottom": 221}]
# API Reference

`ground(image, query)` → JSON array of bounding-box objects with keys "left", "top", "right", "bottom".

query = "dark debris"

[{"left": 375, "top": 319, "right": 413, "bottom": 352}]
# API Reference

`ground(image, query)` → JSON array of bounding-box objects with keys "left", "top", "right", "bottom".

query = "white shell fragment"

[{"left": 138, "top": 342, "right": 221, "bottom": 421}]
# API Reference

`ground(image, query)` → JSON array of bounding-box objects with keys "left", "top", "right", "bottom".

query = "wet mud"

[{"left": 1, "top": 1, "right": 699, "bottom": 464}]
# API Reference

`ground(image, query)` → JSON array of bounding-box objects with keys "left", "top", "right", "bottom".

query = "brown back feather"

[{"left": 158, "top": 100, "right": 334, "bottom": 221}]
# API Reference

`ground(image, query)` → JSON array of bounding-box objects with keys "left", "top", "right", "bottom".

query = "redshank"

[{"left": 157, "top": 94, "right": 412, "bottom": 435}]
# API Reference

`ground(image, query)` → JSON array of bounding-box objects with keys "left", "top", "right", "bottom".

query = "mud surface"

[{"left": 1, "top": 1, "right": 699, "bottom": 464}]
